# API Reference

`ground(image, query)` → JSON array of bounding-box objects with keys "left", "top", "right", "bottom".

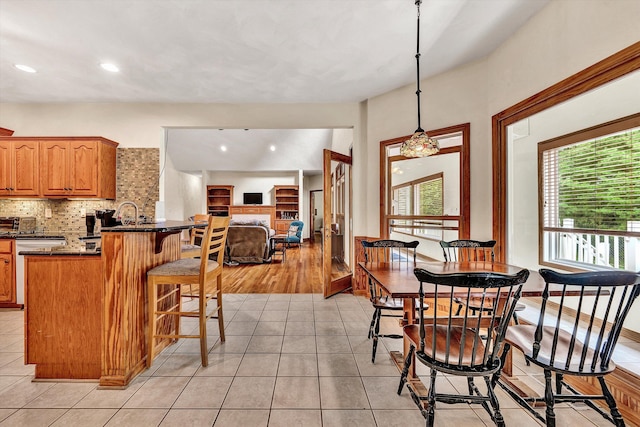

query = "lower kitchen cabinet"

[
  {"left": 24, "top": 255, "right": 102, "bottom": 379},
  {"left": 0, "top": 240, "right": 16, "bottom": 304}
]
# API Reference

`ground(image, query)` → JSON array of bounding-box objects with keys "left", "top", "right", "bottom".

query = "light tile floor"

[{"left": 0, "top": 293, "right": 625, "bottom": 426}]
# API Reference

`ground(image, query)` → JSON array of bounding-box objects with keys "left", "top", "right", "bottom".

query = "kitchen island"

[{"left": 22, "top": 221, "right": 197, "bottom": 387}]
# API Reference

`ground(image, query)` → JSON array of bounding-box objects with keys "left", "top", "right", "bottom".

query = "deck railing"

[{"left": 544, "top": 220, "right": 640, "bottom": 271}]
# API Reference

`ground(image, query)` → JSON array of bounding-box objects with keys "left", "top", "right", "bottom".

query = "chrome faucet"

[{"left": 115, "top": 201, "right": 139, "bottom": 225}]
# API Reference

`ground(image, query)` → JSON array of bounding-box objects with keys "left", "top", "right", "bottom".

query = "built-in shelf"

[
  {"left": 206, "top": 185, "right": 234, "bottom": 216},
  {"left": 274, "top": 185, "right": 299, "bottom": 233}
]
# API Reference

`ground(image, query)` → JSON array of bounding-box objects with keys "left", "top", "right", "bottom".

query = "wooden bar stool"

[
  {"left": 147, "top": 216, "right": 230, "bottom": 367},
  {"left": 180, "top": 214, "right": 209, "bottom": 298},
  {"left": 180, "top": 214, "right": 209, "bottom": 259}
]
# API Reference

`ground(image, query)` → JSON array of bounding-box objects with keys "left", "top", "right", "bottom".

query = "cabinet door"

[
  {"left": 0, "top": 142, "right": 10, "bottom": 196},
  {"left": 69, "top": 140, "right": 99, "bottom": 196},
  {"left": 12, "top": 140, "right": 40, "bottom": 196},
  {"left": 0, "top": 253, "right": 15, "bottom": 303},
  {"left": 41, "top": 141, "right": 71, "bottom": 196}
]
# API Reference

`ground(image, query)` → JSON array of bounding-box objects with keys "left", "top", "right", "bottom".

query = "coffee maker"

[
  {"left": 95, "top": 209, "right": 117, "bottom": 227},
  {"left": 85, "top": 213, "right": 96, "bottom": 235}
]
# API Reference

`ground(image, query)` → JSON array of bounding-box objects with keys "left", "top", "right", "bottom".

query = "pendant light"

[{"left": 400, "top": 0, "right": 439, "bottom": 158}]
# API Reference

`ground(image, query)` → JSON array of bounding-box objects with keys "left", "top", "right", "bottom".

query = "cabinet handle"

[{"left": 3, "top": 259, "right": 8, "bottom": 264}]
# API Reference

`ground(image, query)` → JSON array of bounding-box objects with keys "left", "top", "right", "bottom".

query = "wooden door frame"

[
  {"left": 323, "top": 149, "right": 353, "bottom": 298},
  {"left": 379, "top": 123, "right": 471, "bottom": 240},
  {"left": 309, "top": 189, "right": 322, "bottom": 243},
  {"left": 491, "top": 42, "right": 640, "bottom": 263}
]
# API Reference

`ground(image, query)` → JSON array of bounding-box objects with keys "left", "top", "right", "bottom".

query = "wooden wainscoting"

[{"left": 565, "top": 368, "right": 640, "bottom": 425}]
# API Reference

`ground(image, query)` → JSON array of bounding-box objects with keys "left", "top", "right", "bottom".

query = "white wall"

[
  {"left": 207, "top": 171, "right": 297, "bottom": 206},
  {"left": 0, "top": 103, "right": 361, "bottom": 227},
  {"left": 0, "top": 0, "right": 638, "bottom": 270},
  {"left": 365, "top": 0, "right": 640, "bottom": 242},
  {"left": 508, "top": 71, "right": 640, "bottom": 270}
]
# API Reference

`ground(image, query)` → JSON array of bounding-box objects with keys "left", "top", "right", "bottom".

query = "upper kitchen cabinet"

[
  {"left": 0, "top": 139, "right": 40, "bottom": 197},
  {"left": 41, "top": 137, "right": 118, "bottom": 199}
]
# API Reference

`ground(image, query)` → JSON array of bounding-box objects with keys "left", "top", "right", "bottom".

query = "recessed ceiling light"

[
  {"left": 15, "top": 64, "right": 36, "bottom": 73},
  {"left": 220, "top": 146, "right": 227, "bottom": 152},
  {"left": 100, "top": 63, "right": 120, "bottom": 72},
  {"left": 270, "top": 145, "right": 276, "bottom": 151}
]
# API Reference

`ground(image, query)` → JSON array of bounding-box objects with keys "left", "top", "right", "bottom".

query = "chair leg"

[
  {"left": 199, "top": 281, "right": 208, "bottom": 367},
  {"left": 398, "top": 344, "right": 415, "bottom": 395},
  {"left": 492, "top": 343, "right": 510, "bottom": 389},
  {"left": 147, "top": 279, "right": 156, "bottom": 368},
  {"left": 368, "top": 307, "right": 377, "bottom": 339},
  {"left": 426, "top": 369, "right": 437, "bottom": 427},
  {"left": 484, "top": 376, "right": 505, "bottom": 427},
  {"left": 598, "top": 376, "right": 626, "bottom": 427},
  {"left": 455, "top": 303, "right": 463, "bottom": 316},
  {"left": 555, "top": 373, "right": 563, "bottom": 394},
  {"left": 543, "top": 369, "right": 556, "bottom": 427},
  {"left": 371, "top": 308, "right": 382, "bottom": 363},
  {"left": 217, "top": 274, "right": 225, "bottom": 342}
]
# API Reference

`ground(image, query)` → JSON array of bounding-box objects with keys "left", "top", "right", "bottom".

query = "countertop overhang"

[
  {"left": 0, "top": 233, "right": 65, "bottom": 240},
  {"left": 99, "top": 220, "right": 199, "bottom": 233}
]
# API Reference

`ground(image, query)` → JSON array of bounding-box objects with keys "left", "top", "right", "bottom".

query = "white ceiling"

[
  {"left": 166, "top": 128, "right": 335, "bottom": 174},
  {"left": 0, "top": 0, "right": 549, "bottom": 172}
]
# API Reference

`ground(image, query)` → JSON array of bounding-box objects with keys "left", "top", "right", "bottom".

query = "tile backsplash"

[{"left": 0, "top": 148, "right": 159, "bottom": 234}]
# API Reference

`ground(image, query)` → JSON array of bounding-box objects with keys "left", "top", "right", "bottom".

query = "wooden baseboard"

[
  {"left": 0, "top": 302, "right": 23, "bottom": 309},
  {"left": 519, "top": 304, "right": 640, "bottom": 423}
]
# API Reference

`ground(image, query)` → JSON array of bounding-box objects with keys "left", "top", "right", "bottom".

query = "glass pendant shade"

[{"left": 400, "top": 130, "right": 440, "bottom": 157}]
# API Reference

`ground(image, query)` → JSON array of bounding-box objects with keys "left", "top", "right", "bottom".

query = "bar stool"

[
  {"left": 180, "top": 214, "right": 209, "bottom": 259},
  {"left": 147, "top": 216, "right": 230, "bottom": 367},
  {"left": 180, "top": 214, "right": 209, "bottom": 298}
]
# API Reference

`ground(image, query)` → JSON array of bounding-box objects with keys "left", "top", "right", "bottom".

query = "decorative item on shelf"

[{"left": 399, "top": 0, "right": 440, "bottom": 158}]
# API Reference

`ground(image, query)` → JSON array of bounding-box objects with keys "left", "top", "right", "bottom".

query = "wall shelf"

[{"left": 206, "top": 185, "right": 234, "bottom": 216}]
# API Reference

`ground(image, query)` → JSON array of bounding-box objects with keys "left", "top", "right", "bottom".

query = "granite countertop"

[
  {"left": 0, "top": 233, "right": 66, "bottom": 240},
  {"left": 14, "top": 221, "right": 200, "bottom": 255},
  {"left": 19, "top": 246, "right": 101, "bottom": 256},
  {"left": 99, "top": 220, "right": 199, "bottom": 233}
]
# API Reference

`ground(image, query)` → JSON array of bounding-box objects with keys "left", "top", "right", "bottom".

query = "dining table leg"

[{"left": 401, "top": 297, "right": 416, "bottom": 379}]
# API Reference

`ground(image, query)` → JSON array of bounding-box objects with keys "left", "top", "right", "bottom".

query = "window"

[
  {"left": 539, "top": 114, "right": 640, "bottom": 270},
  {"left": 392, "top": 173, "right": 443, "bottom": 239}
]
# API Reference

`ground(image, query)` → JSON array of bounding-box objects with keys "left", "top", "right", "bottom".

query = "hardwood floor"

[{"left": 222, "top": 240, "right": 324, "bottom": 293}]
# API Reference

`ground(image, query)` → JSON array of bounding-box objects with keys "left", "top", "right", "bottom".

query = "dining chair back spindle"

[
  {"left": 440, "top": 239, "right": 526, "bottom": 328},
  {"left": 398, "top": 267, "right": 529, "bottom": 427},
  {"left": 361, "top": 239, "right": 420, "bottom": 363},
  {"left": 440, "top": 239, "right": 496, "bottom": 262},
  {"left": 496, "top": 268, "right": 640, "bottom": 427}
]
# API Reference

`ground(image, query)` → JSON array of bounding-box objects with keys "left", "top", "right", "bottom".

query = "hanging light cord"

[{"left": 414, "top": 0, "right": 423, "bottom": 133}]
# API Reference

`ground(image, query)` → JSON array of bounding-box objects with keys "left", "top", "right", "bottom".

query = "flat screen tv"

[{"left": 243, "top": 192, "right": 263, "bottom": 205}]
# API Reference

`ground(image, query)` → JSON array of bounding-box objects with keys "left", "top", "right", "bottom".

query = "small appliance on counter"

[
  {"left": 86, "top": 213, "right": 96, "bottom": 235},
  {"left": 95, "top": 209, "right": 120, "bottom": 227},
  {"left": 0, "top": 216, "right": 37, "bottom": 234}
]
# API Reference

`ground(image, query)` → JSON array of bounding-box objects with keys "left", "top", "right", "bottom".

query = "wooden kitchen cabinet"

[
  {"left": 0, "top": 240, "right": 16, "bottom": 304},
  {"left": 1, "top": 136, "right": 117, "bottom": 199},
  {"left": 0, "top": 139, "right": 40, "bottom": 197},
  {"left": 40, "top": 137, "right": 118, "bottom": 198},
  {"left": 24, "top": 255, "right": 102, "bottom": 379}
]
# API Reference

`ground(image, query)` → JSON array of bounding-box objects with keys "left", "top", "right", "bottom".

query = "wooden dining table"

[{"left": 357, "top": 260, "right": 560, "bottom": 398}]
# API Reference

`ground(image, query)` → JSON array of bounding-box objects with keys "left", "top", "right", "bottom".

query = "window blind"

[{"left": 542, "top": 127, "right": 639, "bottom": 232}]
